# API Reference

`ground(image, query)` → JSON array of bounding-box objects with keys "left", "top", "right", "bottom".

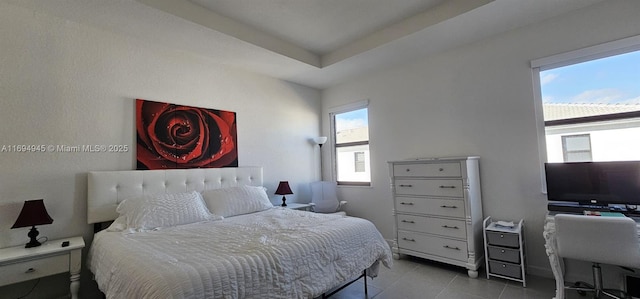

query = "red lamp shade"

[
  {"left": 275, "top": 181, "right": 293, "bottom": 207},
  {"left": 275, "top": 181, "right": 293, "bottom": 195},
  {"left": 11, "top": 199, "right": 54, "bottom": 248}
]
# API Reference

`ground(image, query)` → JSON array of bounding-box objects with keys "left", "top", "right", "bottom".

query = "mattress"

[{"left": 87, "top": 208, "right": 392, "bottom": 299}]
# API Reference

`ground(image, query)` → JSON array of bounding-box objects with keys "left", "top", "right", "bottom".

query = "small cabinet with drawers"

[
  {"left": 0, "top": 236, "right": 85, "bottom": 299},
  {"left": 483, "top": 217, "right": 526, "bottom": 287},
  {"left": 389, "top": 156, "right": 484, "bottom": 278}
]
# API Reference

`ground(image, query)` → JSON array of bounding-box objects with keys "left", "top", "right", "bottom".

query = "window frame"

[
  {"left": 329, "top": 100, "right": 371, "bottom": 186},
  {"left": 531, "top": 34, "right": 640, "bottom": 193}
]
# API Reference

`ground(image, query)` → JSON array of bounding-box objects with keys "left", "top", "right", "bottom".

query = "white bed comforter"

[{"left": 87, "top": 208, "right": 392, "bottom": 299}]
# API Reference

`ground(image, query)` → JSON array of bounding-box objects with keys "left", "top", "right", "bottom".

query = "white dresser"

[{"left": 389, "top": 156, "right": 484, "bottom": 277}]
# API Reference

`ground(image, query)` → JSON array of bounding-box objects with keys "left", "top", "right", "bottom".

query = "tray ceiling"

[{"left": 5, "top": 0, "right": 607, "bottom": 89}]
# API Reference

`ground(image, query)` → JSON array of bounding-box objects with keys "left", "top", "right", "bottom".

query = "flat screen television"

[{"left": 545, "top": 161, "right": 640, "bottom": 206}]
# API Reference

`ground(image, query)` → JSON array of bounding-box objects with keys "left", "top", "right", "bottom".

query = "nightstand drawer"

[
  {"left": 487, "top": 245, "right": 520, "bottom": 263},
  {"left": 486, "top": 231, "right": 519, "bottom": 248},
  {"left": 0, "top": 254, "right": 69, "bottom": 286},
  {"left": 488, "top": 260, "right": 522, "bottom": 279},
  {"left": 393, "top": 162, "right": 461, "bottom": 178}
]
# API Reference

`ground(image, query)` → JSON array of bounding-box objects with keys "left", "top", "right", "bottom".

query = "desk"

[
  {"left": 0, "top": 236, "right": 84, "bottom": 299},
  {"left": 543, "top": 213, "right": 640, "bottom": 299}
]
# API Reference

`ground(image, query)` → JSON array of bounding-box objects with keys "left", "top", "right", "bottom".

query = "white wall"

[
  {"left": 322, "top": 0, "right": 640, "bottom": 280},
  {"left": 0, "top": 3, "right": 320, "bottom": 298}
]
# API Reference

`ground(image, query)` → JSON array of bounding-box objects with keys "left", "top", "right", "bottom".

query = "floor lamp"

[{"left": 314, "top": 136, "right": 327, "bottom": 180}]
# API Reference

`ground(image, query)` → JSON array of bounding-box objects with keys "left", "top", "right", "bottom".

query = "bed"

[{"left": 86, "top": 167, "right": 392, "bottom": 299}]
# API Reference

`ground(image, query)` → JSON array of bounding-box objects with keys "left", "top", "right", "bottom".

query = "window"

[
  {"left": 354, "top": 152, "right": 365, "bottom": 172},
  {"left": 532, "top": 35, "right": 640, "bottom": 165},
  {"left": 331, "top": 101, "right": 370, "bottom": 186},
  {"left": 562, "top": 134, "right": 592, "bottom": 162}
]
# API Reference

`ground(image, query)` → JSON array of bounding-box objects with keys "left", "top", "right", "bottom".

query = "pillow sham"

[
  {"left": 201, "top": 185, "right": 273, "bottom": 217},
  {"left": 116, "top": 191, "right": 216, "bottom": 230}
]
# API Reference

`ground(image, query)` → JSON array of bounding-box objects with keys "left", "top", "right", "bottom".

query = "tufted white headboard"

[{"left": 87, "top": 167, "right": 263, "bottom": 224}]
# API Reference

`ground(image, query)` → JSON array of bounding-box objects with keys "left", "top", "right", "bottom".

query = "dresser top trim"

[{"left": 388, "top": 156, "right": 479, "bottom": 163}]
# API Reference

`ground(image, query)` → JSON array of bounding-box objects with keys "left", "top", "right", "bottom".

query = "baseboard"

[{"left": 526, "top": 264, "right": 554, "bottom": 279}]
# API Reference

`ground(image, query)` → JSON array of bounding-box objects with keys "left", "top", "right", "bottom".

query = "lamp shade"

[
  {"left": 314, "top": 136, "right": 328, "bottom": 145},
  {"left": 11, "top": 199, "right": 53, "bottom": 229},
  {"left": 275, "top": 181, "right": 293, "bottom": 195}
]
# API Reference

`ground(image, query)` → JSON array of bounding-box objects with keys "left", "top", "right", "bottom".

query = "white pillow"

[
  {"left": 116, "top": 191, "right": 215, "bottom": 230},
  {"left": 201, "top": 185, "right": 273, "bottom": 217}
]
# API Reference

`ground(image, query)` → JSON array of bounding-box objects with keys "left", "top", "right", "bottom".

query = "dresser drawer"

[
  {"left": 395, "top": 179, "right": 463, "bottom": 197},
  {"left": 393, "top": 162, "right": 461, "bottom": 178},
  {"left": 486, "top": 231, "right": 519, "bottom": 248},
  {"left": 398, "top": 231, "right": 468, "bottom": 262},
  {"left": 488, "top": 260, "right": 522, "bottom": 279},
  {"left": 0, "top": 254, "right": 69, "bottom": 286},
  {"left": 395, "top": 197, "right": 465, "bottom": 218},
  {"left": 397, "top": 215, "right": 467, "bottom": 239},
  {"left": 487, "top": 245, "right": 520, "bottom": 263}
]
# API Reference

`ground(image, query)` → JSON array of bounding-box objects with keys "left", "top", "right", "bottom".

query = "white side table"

[
  {"left": 484, "top": 217, "right": 526, "bottom": 287},
  {"left": 284, "top": 202, "right": 315, "bottom": 211},
  {"left": 0, "top": 236, "right": 85, "bottom": 299}
]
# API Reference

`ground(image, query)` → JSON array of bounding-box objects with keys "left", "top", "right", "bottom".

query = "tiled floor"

[{"left": 328, "top": 256, "right": 562, "bottom": 299}]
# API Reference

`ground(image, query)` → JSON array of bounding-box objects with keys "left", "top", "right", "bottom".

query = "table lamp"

[
  {"left": 275, "top": 181, "right": 293, "bottom": 207},
  {"left": 11, "top": 199, "right": 54, "bottom": 248}
]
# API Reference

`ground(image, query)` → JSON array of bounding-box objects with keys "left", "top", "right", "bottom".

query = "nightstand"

[
  {"left": 284, "top": 202, "right": 315, "bottom": 211},
  {"left": 483, "top": 217, "right": 526, "bottom": 287},
  {"left": 0, "top": 236, "right": 85, "bottom": 299}
]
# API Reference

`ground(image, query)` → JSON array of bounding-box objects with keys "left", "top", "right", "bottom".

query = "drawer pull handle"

[
  {"left": 401, "top": 220, "right": 415, "bottom": 223},
  {"left": 500, "top": 234, "right": 504, "bottom": 238},
  {"left": 442, "top": 225, "right": 459, "bottom": 229},
  {"left": 440, "top": 205, "right": 457, "bottom": 209},
  {"left": 443, "top": 245, "right": 460, "bottom": 250},
  {"left": 406, "top": 168, "right": 411, "bottom": 172},
  {"left": 439, "top": 168, "right": 444, "bottom": 171},
  {"left": 502, "top": 264, "right": 507, "bottom": 268},
  {"left": 25, "top": 268, "right": 35, "bottom": 274},
  {"left": 501, "top": 249, "right": 505, "bottom": 253},
  {"left": 439, "top": 185, "right": 456, "bottom": 189},
  {"left": 400, "top": 202, "right": 414, "bottom": 205},
  {"left": 402, "top": 237, "right": 416, "bottom": 242},
  {"left": 399, "top": 184, "right": 413, "bottom": 187}
]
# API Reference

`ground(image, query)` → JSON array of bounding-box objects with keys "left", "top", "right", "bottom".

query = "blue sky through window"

[
  {"left": 540, "top": 50, "right": 640, "bottom": 104},
  {"left": 335, "top": 108, "right": 368, "bottom": 131}
]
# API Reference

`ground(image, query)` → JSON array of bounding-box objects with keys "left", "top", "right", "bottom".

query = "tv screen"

[{"left": 545, "top": 161, "right": 640, "bottom": 206}]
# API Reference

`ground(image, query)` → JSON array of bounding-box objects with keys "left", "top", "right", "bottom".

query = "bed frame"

[{"left": 86, "top": 167, "right": 369, "bottom": 298}]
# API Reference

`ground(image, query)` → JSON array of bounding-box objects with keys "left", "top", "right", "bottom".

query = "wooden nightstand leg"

[
  {"left": 70, "top": 248, "right": 82, "bottom": 299},
  {"left": 70, "top": 272, "right": 80, "bottom": 299}
]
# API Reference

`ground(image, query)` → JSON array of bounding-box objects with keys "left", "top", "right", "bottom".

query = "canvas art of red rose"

[{"left": 136, "top": 99, "right": 238, "bottom": 169}]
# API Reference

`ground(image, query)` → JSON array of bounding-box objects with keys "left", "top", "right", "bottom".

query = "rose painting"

[{"left": 136, "top": 99, "right": 238, "bottom": 169}]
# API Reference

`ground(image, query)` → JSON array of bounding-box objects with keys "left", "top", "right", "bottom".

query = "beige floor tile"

[
  {"left": 446, "top": 275, "right": 507, "bottom": 299},
  {"left": 326, "top": 257, "right": 559, "bottom": 299}
]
